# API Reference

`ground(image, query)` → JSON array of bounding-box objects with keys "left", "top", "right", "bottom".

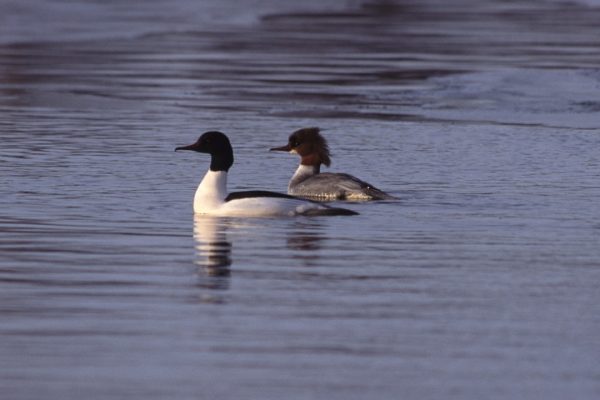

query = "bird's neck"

[
  {"left": 300, "top": 153, "right": 322, "bottom": 168},
  {"left": 289, "top": 163, "right": 320, "bottom": 189},
  {"left": 194, "top": 170, "right": 228, "bottom": 213}
]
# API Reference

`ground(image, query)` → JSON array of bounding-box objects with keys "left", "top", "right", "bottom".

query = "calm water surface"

[{"left": 1, "top": 0, "right": 600, "bottom": 399}]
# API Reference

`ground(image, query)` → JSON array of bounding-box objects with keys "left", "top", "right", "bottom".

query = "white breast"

[
  {"left": 288, "top": 164, "right": 319, "bottom": 191},
  {"left": 193, "top": 170, "right": 227, "bottom": 214}
]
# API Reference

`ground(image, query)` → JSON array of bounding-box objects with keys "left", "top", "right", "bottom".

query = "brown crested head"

[{"left": 286, "top": 127, "right": 331, "bottom": 167}]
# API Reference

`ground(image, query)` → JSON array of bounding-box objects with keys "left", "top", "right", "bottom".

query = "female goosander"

[
  {"left": 270, "top": 127, "right": 396, "bottom": 201},
  {"left": 175, "top": 131, "right": 358, "bottom": 217}
]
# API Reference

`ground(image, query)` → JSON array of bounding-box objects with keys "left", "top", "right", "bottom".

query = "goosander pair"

[
  {"left": 270, "top": 127, "right": 396, "bottom": 200},
  {"left": 176, "top": 131, "right": 357, "bottom": 217}
]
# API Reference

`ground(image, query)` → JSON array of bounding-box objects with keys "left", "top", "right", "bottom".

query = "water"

[{"left": 2, "top": 0, "right": 600, "bottom": 399}]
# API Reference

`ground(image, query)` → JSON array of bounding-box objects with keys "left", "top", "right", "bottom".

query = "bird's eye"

[{"left": 292, "top": 141, "right": 300, "bottom": 147}]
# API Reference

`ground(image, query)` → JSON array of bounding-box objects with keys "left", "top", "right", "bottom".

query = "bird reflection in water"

[
  {"left": 286, "top": 219, "right": 326, "bottom": 266},
  {"left": 193, "top": 215, "right": 233, "bottom": 290}
]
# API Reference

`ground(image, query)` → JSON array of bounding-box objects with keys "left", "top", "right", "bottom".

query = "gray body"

[{"left": 288, "top": 165, "right": 395, "bottom": 201}]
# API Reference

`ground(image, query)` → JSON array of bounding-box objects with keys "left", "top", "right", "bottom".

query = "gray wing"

[{"left": 292, "top": 173, "right": 396, "bottom": 201}]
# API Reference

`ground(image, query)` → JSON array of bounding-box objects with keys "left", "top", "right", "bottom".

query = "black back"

[{"left": 225, "top": 190, "right": 300, "bottom": 202}]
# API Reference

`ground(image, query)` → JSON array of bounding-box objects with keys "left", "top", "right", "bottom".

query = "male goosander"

[
  {"left": 270, "top": 127, "right": 396, "bottom": 200},
  {"left": 175, "top": 131, "right": 358, "bottom": 217}
]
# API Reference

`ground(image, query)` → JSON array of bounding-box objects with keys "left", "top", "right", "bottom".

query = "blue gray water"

[{"left": 2, "top": 0, "right": 600, "bottom": 399}]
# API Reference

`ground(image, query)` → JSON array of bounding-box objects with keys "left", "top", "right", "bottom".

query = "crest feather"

[{"left": 291, "top": 127, "right": 331, "bottom": 167}]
